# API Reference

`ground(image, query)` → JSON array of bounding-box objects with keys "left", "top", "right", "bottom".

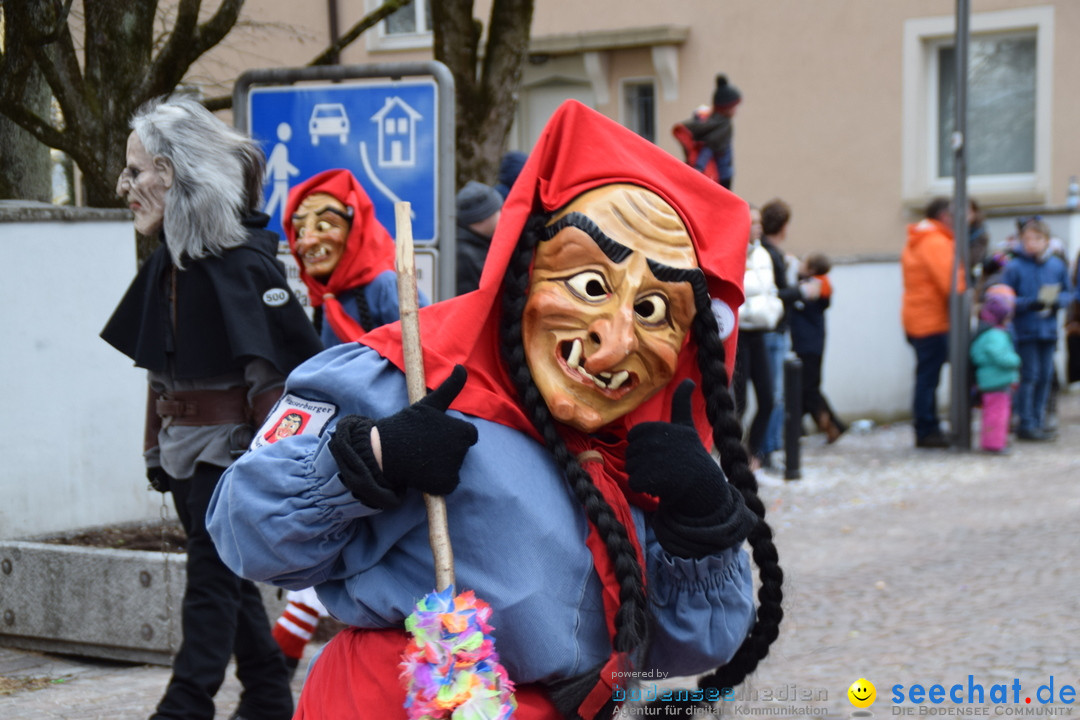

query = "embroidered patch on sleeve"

[{"left": 252, "top": 393, "right": 338, "bottom": 450}]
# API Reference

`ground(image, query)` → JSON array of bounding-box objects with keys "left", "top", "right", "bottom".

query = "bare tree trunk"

[
  {"left": 433, "top": 0, "right": 534, "bottom": 190},
  {"left": 0, "top": 67, "right": 51, "bottom": 202}
]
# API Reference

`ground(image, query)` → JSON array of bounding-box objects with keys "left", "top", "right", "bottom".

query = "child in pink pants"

[{"left": 970, "top": 287, "right": 1021, "bottom": 452}]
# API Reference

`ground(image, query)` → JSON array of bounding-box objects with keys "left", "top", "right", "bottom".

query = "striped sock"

[{"left": 272, "top": 600, "right": 321, "bottom": 660}]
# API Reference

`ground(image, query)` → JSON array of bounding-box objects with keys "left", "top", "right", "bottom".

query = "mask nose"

[
  {"left": 583, "top": 305, "right": 637, "bottom": 374},
  {"left": 296, "top": 220, "right": 320, "bottom": 250}
]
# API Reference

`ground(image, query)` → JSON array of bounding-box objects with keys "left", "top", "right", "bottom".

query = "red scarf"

[
  {"left": 284, "top": 169, "right": 397, "bottom": 342},
  {"left": 362, "top": 100, "right": 749, "bottom": 715}
]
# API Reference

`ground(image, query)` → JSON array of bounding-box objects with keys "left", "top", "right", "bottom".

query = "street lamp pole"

[{"left": 949, "top": 0, "right": 972, "bottom": 450}]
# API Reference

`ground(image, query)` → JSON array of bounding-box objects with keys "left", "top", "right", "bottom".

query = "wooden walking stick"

[
  {"left": 395, "top": 201, "right": 455, "bottom": 590},
  {"left": 394, "top": 201, "right": 516, "bottom": 720}
]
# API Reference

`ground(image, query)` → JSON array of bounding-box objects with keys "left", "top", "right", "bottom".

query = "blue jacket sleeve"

[
  {"left": 643, "top": 526, "right": 756, "bottom": 676},
  {"left": 206, "top": 344, "right": 419, "bottom": 588}
]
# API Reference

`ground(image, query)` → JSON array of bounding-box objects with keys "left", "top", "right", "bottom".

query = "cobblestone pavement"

[{"left": 3, "top": 392, "right": 1079, "bottom": 719}]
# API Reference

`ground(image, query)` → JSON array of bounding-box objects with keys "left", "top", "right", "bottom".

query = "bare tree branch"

[
  {"left": 33, "top": 22, "right": 90, "bottom": 131},
  {"left": 137, "top": 0, "right": 246, "bottom": 100},
  {"left": 203, "top": 0, "right": 413, "bottom": 111},
  {"left": 147, "top": 0, "right": 202, "bottom": 83},
  {"left": 0, "top": 101, "right": 72, "bottom": 157},
  {"left": 192, "top": 0, "right": 247, "bottom": 56},
  {"left": 35, "top": 0, "right": 76, "bottom": 44}
]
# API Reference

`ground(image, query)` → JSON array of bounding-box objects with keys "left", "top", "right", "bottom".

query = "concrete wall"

[{"left": 0, "top": 203, "right": 156, "bottom": 539}]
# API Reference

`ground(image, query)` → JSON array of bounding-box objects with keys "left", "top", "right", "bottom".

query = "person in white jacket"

[{"left": 733, "top": 208, "right": 784, "bottom": 468}]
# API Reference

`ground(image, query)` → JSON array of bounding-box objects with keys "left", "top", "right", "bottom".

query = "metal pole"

[
  {"left": 783, "top": 356, "right": 802, "bottom": 481},
  {"left": 949, "top": 0, "right": 972, "bottom": 450}
]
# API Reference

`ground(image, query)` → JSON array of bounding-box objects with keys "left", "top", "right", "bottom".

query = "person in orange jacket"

[{"left": 901, "top": 197, "right": 967, "bottom": 448}]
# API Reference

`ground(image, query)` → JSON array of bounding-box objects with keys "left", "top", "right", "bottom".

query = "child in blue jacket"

[{"left": 1002, "top": 218, "right": 1073, "bottom": 440}]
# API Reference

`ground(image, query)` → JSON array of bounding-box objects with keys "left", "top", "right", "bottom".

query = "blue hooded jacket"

[{"left": 1001, "top": 249, "right": 1073, "bottom": 342}]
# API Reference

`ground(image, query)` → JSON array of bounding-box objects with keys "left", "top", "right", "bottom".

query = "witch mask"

[{"left": 522, "top": 184, "right": 701, "bottom": 434}]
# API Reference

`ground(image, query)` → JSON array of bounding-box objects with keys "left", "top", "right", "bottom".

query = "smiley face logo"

[{"left": 848, "top": 678, "right": 876, "bottom": 708}]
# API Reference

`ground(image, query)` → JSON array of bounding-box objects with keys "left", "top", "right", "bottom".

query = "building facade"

[
  {"left": 189, "top": 0, "right": 1080, "bottom": 424},
  {"left": 194, "top": 0, "right": 1080, "bottom": 261}
]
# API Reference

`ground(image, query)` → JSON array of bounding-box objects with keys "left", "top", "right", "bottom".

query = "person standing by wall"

[
  {"left": 734, "top": 207, "right": 784, "bottom": 469},
  {"left": 494, "top": 150, "right": 528, "bottom": 199},
  {"left": 790, "top": 253, "right": 844, "bottom": 442},
  {"left": 901, "top": 197, "right": 966, "bottom": 449},
  {"left": 758, "top": 198, "right": 812, "bottom": 467},
  {"left": 969, "top": 286, "right": 1021, "bottom": 453},
  {"left": 101, "top": 96, "right": 322, "bottom": 720},
  {"left": 1002, "top": 217, "right": 1073, "bottom": 441},
  {"left": 454, "top": 180, "right": 504, "bottom": 295},
  {"left": 1067, "top": 248, "right": 1080, "bottom": 386}
]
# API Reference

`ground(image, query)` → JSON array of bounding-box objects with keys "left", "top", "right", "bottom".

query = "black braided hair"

[
  {"left": 500, "top": 216, "right": 649, "bottom": 720},
  {"left": 499, "top": 214, "right": 783, "bottom": 717},
  {"left": 349, "top": 286, "right": 374, "bottom": 332},
  {"left": 314, "top": 288, "right": 374, "bottom": 336},
  {"left": 690, "top": 300, "right": 784, "bottom": 692}
]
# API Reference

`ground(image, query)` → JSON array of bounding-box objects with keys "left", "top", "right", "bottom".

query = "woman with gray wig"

[
  {"left": 127, "top": 96, "right": 265, "bottom": 266},
  {"left": 102, "top": 95, "right": 323, "bottom": 720}
]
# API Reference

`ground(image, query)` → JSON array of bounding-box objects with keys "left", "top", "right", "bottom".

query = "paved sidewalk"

[{"left": 2, "top": 392, "right": 1078, "bottom": 719}]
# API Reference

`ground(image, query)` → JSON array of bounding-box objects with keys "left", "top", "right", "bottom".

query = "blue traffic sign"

[{"left": 248, "top": 79, "right": 439, "bottom": 244}]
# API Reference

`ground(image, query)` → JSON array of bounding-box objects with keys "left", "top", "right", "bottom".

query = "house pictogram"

[{"left": 371, "top": 96, "right": 423, "bottom": 167}]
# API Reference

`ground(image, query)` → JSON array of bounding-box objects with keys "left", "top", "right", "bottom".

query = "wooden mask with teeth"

[{"left": 522, "top": 184, "right": 704, "bottom": 433}]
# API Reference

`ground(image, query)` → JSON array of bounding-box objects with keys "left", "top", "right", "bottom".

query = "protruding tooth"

[
  {"left": 609, "top": 370, "right": 630, "bottom": 390},
  {"left": 567, "top": 338, "right": 583, "bottom": 368},
  {"left": 591, "top": 375, "right": 607, "bottom": 388}
]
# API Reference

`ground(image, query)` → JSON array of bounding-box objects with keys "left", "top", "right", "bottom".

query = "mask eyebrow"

[
  {"left": 315, "top": 205, "right": 352, "bottom": 222},
  {"left": 647, "top": 260, "right": 711, "bottom": 311},
  {"left": 544, "top": 210, "right": 710, "bottom": 310},
  {"left": 292, "top": 205, "right": 352, "bottom": 226},
  {"left": 543, "top": 212, "right": 632, "bottom": 263}
]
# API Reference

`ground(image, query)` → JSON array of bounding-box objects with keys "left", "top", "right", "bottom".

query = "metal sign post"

[{"left": 233, "top": 62, "right": 456, "bottom": 303}]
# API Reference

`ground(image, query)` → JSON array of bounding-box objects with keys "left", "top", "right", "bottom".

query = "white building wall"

[
  {"left": 823, "top": 261, "right": 922, "bottom": 423},
  {"left": 0, "top": 207, "right": 155, "bottom": 539}
]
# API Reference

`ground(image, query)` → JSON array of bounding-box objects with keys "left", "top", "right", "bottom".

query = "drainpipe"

[{"left": 327, "top": 0, "right": 341, "bottom": 64}]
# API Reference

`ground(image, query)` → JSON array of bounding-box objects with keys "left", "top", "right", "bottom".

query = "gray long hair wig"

[{"left": 131, "top": 96, "right": 266, "bottom": 267}]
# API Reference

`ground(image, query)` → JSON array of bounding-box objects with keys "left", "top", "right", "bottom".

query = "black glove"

[
  {"left": 1029, "top": 299, "right": 1048, "bottom": 312},
  {"left": 329, "top": 365, "right": 478, "bottom": 509},
  {"left": 626, "top": 380, "right": 757, "bottom": 558},
  {"left": 146, "top": 466, "right": 170, "bottom": 494}
]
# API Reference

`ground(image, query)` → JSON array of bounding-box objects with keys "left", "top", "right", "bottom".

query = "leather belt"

[{"left": 155, "top": 388, "right": 249, "bottom": 426}]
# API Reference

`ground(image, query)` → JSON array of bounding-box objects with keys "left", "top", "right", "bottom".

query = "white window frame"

[
  {"left": 901, "top": 6, "right": 1053, "bottom": 205},
  {"left": 619, "top": 77, "right": 658, "bottom": 143},
  {"left": 365, "top": 0, "right": 433, "bottom": 52}
]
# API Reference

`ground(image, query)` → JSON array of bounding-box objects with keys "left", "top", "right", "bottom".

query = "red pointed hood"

[
  {"left": 363, "top": 100, "right": 748, "bottom": 440},
  {"left": 284, "top": 169, "right": 397, "bottom": 341}
]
